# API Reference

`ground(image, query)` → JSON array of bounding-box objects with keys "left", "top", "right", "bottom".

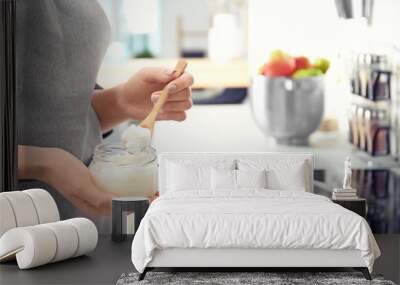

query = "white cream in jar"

[
  {"left": 89, "top": 125, "right": 157, "bottom": 197},
  {"left": 121, "top": 124, "right": 151, "bottom": 153}
]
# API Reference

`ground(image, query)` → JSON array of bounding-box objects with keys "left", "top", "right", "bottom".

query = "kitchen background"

[
  {"left": 96, "top": 1, "right": 399, "bottom": 282},
  {"left": 96, "top": 0, "right": 400, "bottom": 171}
]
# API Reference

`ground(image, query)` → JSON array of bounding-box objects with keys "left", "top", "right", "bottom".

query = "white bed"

[{"left": 131, "top": 153, "right": 380, "bottom": 280}]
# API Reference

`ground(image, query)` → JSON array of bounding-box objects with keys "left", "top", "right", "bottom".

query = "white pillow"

[
  {"left": 166, "top": 159, "right": 236, "bottom": 192},
  {"left": 211, "top": 169, "right": 268, "bottom": 190},
  {"left": 238, "top": 159, "right": 307, "bottom": 191},
  {"left": 167, "top": 163, "right": 211, "bottom": 191},
  {"left": 236, "top": 169, "right": 267, "bottom": 189},
  {"left": 211, "top": 168, "right": 236, "bottom": 190}
]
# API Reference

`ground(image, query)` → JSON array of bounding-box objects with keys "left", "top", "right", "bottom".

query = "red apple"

[
  {"left": 263, "top": 57, "right": 296, "bottom": 77},
  {"left": 294, "top": 56, "right": 311, "bottom": 71}
]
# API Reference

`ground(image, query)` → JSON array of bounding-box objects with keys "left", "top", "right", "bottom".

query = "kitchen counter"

[
  {"left": 108, "top": 102, "right": 398, "bottom": 186},
  {"left": 147, "top": 102, "right": 399, "bottom": 170}
]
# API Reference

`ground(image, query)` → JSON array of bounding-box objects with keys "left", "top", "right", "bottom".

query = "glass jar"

[{"left": 89, "top": 144, "right": 157, "bottom": 197}]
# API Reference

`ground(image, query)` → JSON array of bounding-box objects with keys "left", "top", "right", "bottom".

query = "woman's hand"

[
  {"left": 18, "top": 146, "right": 115, "bottom": 216},
  {"left": 118, "top": 67, "right": 194, "bottom": 121},
  {"left": 92, "top": 66, "right": 194, "bottom": 132},
  {"left": 149, "top": 191, "right": 159, "bottom": 203}
]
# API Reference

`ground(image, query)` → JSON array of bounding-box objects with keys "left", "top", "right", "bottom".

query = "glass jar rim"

[{"left": 92, "top": 143, "right": 157, "bottom": 166}]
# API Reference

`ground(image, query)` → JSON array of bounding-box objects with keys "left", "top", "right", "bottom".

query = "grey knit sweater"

[{"left": 16, "top": 0, "right": 111, "bottom": 231}]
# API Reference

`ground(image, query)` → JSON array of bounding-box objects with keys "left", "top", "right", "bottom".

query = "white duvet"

[{"left": 131, "top": 190, "right": 380, "bottom": 273}]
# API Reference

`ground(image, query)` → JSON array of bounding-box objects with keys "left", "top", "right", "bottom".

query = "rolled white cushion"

[
  {"left": 65, "top": 218, "right": 98, "bottom": 257},
  {"left": 0, "top": 196, "right": 17, "bottom": 237},
  {"left": 0, "top": 192, "right": 39, "bottom": 227},
  {"left": 42, "top": 221, "right": 79, "bottom": 262},
  {"left": 0, "top": 226, "right": 57, "bottom": 269},
  {"left": 23, "top": 189, "right": 59, "bottom": 224},
  {"left": 0, "top": 218, "right": 98, "bottom": 269}
]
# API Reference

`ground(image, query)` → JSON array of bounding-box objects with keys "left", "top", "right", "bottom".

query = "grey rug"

[{"left": 117, "top": 272, "right": 396, "bottom": 285}]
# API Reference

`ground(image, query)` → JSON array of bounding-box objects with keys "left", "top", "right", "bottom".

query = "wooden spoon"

[{"left": 139, "top": 59, "right": 188, "bottom": 133}]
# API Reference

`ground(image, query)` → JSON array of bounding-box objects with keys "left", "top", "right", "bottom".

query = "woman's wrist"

[
  {"left": 18, "top": 145, "right": 56, "bottom": 182},
  {"left": 114, "top": 83, "right": 134, "bottom": 119},
  {"left": 92, "top": 83, "right": 132, "bottom": 132},
  {"left": 114, "top": 81, "right": 148, "bottom": 121}
]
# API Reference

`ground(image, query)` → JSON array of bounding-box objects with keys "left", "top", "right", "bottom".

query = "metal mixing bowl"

[{"left": 251, "top": 75, "right": 325, "bottom": 145}]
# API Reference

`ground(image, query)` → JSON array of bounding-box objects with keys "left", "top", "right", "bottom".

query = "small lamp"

[{"left": 123, "top": 0, "right": 157, "bottom": 58}]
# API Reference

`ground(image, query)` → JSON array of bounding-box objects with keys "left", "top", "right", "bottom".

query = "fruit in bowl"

[
  {"left": 258, "top": 50, "right": 329, "bottom": 78},
  {"left": 292, "top": 67, "right": 323, "bottom": 78},
  {"left": 313, "top": 58, "right": 330, "bottom": 74},
  {"left": 252, "top": 50, "right": 326, "bottom": 145},
  {"left": 262, "top": 58, "right": 296, "bottom": 77},
  {"left": 261, "top": 50, "right": 296, "bottom": 77},
  {"left": 294, "top": 56, "right": 311, "bottom": 70}
]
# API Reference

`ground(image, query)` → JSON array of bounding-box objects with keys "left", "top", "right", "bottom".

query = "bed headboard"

[{"left": 158, "top": 152, "right": 314, "bottom": 194}]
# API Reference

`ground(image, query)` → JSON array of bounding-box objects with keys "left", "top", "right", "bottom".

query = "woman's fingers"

[
  {"left": 151, "top": 87, "right": 192, "bottom": 122},
  {"left": 144, "top": 69, "right": 193, "bottom": 123},
  {"left": 76, "top": 177, "right": 115, "bottom": 216},
  {"left": 148, "top": 192, "right": 159, "bottom": 203},
  {"left": 161, "top": 100, "right": 193, "bottom": 112},
  {"left": 91, "top": 191, "right": 114, "bottom": 215},
  {"left": 73, "top": 191, "right": 113, "bottom": 216},
  {"left": 166, "top": 72, "right": 194, "bottom": 94},
  {"left": 139, "top": 67, "right": 193, "bottom": 89},
  {"left": 139, "top": 67, "right": 176, "bottom": 84},
  {"left": 67, "top": 195, "right": 105, "bottom": 216},
  {"left": 157, "top": 111, "right": 187, "bottom": 121},
  {"left": 151, "top": 88, "right": 191, "bottom": 103}
]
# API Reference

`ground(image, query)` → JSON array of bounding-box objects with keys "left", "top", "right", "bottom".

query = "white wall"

[
  {"left": 158, "top": 0, "right": 210, "bottom": 57},
  {"left": 98, "top": 0, "right": 161, "bottom": 57},
  {"left": 248, "top": 0, "right": 400, "bottom": 132},
  {"left": 371, "top": 0, "right": 400, "bottom": 46},
  {"left": 248, "top": 0, "right": 340, "bottom": 73}
]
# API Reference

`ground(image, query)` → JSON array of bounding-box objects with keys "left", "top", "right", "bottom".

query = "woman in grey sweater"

[{"left": 16, "top": 1, "right": 193, "bottom": 225}]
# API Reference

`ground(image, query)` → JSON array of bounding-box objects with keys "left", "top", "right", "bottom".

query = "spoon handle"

[{"left": 139, "top": 59, "right": 188, "bottom": 130}]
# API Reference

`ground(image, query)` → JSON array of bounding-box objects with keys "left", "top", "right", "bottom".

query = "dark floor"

[
  {"left": 1, "top": 235, "right": 398, "bottom": 285},
  {"left": 374, "top": 235, "right": 400, "bottom": 284},
  {"left": 0, "top": 236, "right": 134, "bottom": 285}
]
